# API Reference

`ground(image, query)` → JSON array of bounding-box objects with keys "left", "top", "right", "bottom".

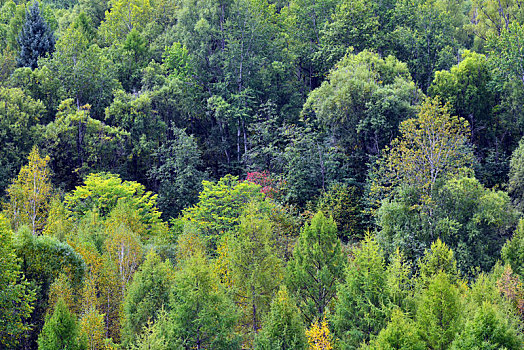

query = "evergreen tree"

[
  {"left": 17, "top": 1, "right": 55, "bottom": 69},
  {"left": 287, "top": 211, "right": 345, "bottom": 323},
  {"left": 366, "top": 309, "right": 425, "bottom": 350},
  {"left": 121, "top": 251, "right": 173, "bottom": 347},
  {"left": 254, "top": 287, "right": 307, "bottom": 350},
  {"left": 37, "top": 298, "right": 86, "bottom": 350},
  {"left": 333, "top": 235, "right": 391, "bottom": 349}
]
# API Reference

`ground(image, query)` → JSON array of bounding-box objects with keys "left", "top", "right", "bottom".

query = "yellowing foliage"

[{"left": 306, "top": 316, "right": 333, "bottom": 350}]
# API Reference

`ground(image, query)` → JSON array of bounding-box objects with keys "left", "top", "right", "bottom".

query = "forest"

[{"left": 1, "top": 0, "right": 524, "bottom": 348}]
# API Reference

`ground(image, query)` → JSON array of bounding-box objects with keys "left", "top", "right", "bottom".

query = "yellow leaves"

[
  {"left": 373, "top": 96, "right": 473, "bottom": 209},
  {"left": 80, "top": 307, "right": 106, "bottom": 350},
  {"left": 306, "top": 316, "right": 333, "bottom": 350},
  {"left": 5, "top": 146, "right": 53, "bottom": 235}
]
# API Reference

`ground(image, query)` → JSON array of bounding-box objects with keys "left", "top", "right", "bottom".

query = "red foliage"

[{"left": 246, "top": 171, "right": 282, "bottom": 198}]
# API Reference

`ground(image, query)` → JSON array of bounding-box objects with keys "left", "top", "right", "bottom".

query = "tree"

[
  {"left": 305, "top": 316, "right": 334, "bottom": 350},
  {"left": 366, "top": 309, "right": 425, "bottom": 350},
  {"left": 374, "top": 97, "right": 473, "bottom": 206},
  {"left": 121, "top": 251, "right": 173, "bottom": 347},
  {"left": 38, "top": 298, "right": 86, "bottom": 350},
  {"left": 222, "top": 203, "right": 284, "bottom": 344},
  {"left": 148, "top": 127, "right": 206, "bottom": 219},
  {"left": 286, "top": 211, "right": 345, "bottom": 324},
  {"left": 508, "top": 137, "right": 524, "bottom": 211},
  {"left": 254, "top": 286, "right": 307, "bottom": 350},
  {"left": 502, "top": 219, "right": 524, "bottom": 276},
  {"left": 0, "top": 86, "right": 44, "bottom": 194},
  {"left": 333, "top": 235, "right": 391, "bottom": 349},
  {"left": 79, "top": 306, "right": 106, "bottom": 350},
  {"left": 17, "top": 1, "right": 55, "bottom": 69},
  {"left": 41, "top": 100, "right": 129, "bottom": 190},
  {"left": 415, "top": 271, "right": 463, "bottom": 350},
  {"left": 169, "top": 248, "right": 240, "bottom": 349},
  {"left": 5, "top": 146, "right": 53, "bottom": 235},
  {"left": 303, "top": 50, "right": 420, "bottom": 177},
  {"left": 450, "top": 302, "right": 522, "bottom": 350},
  {"left": 0, "top": 215, "right": 35, "bottom": 348}
]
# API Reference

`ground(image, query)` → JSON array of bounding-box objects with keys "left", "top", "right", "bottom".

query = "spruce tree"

[
  {"left": 17, "top": 1, "right": 55, "bottom": 69},
  {"left": 286, "top": 211, "right": 346, "bottom": 324}
]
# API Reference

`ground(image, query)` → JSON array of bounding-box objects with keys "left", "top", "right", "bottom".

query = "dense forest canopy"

[{"left": 2, "top": 0, "right": 524, "bottom": 348}]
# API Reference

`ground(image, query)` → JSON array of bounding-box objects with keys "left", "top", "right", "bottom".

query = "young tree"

[
  {"left": 5, "top": 146, "right": 53, "bottom": 235},
  {"left": 305, "top": 316, "right": 334, "bottom": 350},
  {"left": 254, "top": 287, "right": 307, "bottom": 350},
  {"left": 225, "top": 203, "right": 284, "bottom": 343},
  {"left": 450, "top": 302, "right": 522, "bottom": 350},
  {"left": 286, "top": 211, "right": 345, "bottom": 324},
  {"left": 333, "top": 235, "right": 391, "bottom": 349},
  {"left": 415, "top": 271, "right": 463, "bottom": 350},
  {"left": 121, "top": 251, "right": 173, "bottom": 347},
  {"left": 17, "top": 1, "right": 55, "bottom": 69},
  {"left": 366, "top": 309, "right": 425, "bottom": 350},
  {"left": 169, "top": 249, "right": 240, "bottom": 349},
  {"left": 37, "top": 298, "right": 86, "bottom": 350}
]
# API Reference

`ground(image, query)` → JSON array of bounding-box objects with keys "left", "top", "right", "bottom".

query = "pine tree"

[
  {"left": 37, "top": 298, "right": 86, "bottom": 350},
  {"left": 254, "top": 286, "right": 307, "bottom": 350},
  {"left": 286, "top": 211, "right": 346, "bottom": 324},
  {"left": 17, "top": 1, "right": 55, "bottom": 69}
]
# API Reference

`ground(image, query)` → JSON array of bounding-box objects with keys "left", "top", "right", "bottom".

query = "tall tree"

[
  {"left": 333, "top": 235, "right": 391, "bottom": 349},
  {"left": 121, "top": 251, "right": 173, "bottom": 347},
  {"left": 286, "top": 211, "right": 345, "bottom": 324},
  {"left": 4, "top": 146, "right": 53, "bottom": 235},
  {"left": 17, "top": 1, "right": 55, "bottom": 69}
]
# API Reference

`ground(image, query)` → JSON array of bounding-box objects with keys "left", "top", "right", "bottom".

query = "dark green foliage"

[
  {"left": 37, "top": 298, "right": 86, "bottom": 350},
  {"left": 0, "top": 86, "right": 44, "bottom": 195},
  {"left": 287, "top": 211, "right": 345, "bottom": 323},
  {"left": 254, "top": 287, "right": 307, "bottom": 350},
  {"left": 13, "top": 227, "right": 86, "bottom": 349},
  {"left": 148, "top": 127, "right": 206, "bottom": 219},
  {"left": 377, "top": 175, "right": 518, "bottom": 277},
  {"left": 122, "top": 251, "right": 173, "bottom": 347},
  {"left": 17, "top": 1, "right": 55, "bottom": 69}
]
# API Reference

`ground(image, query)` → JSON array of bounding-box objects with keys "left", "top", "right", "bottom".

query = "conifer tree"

[
  {"left": 17, "top": 1, "right": 55, "bottom": 69},
  {"left": 254, "top": 286, "right": 307, "bottom": 350},
  {"left": 287, "top": 211, "right": 345, "bottom": 323},
  {"left": 37, "top": 298, "right": 86, "bottom": 350}
]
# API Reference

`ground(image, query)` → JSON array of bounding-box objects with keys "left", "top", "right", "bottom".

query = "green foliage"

[
  {"left": 148, "top": 127, "right": 206, "bottom": 219},
  {"left": 333, "top": 235, "right": 390, "bottom": 349},
  {"left": 169, "top": 248, "right": 240, "bottom": 349},
  {"left": 366, "top": 309, "right": 425, "bottom": 350},
  {"left": 254, "top": 286, "right": 307, "bottom": 350},
  {"left": 450, "top": 302, "right": 522, "bottom": 350},
  {"left": 502, "top": 219, "right": 524, "bottom": 276},
  {"left": 287, "top": 211, "right": 345, "bottom": 323},
  {"left": 122, "top": 251, "right": 173, "bottom": 347},
  {"left": 17, "top": 1, "right": 55, "bottom": 69},
  {"left": 303, "top": 50, "right": 420, "bottom": 176},
  {"left": 0, "top": 215, "right": 35, "bottom": 348},
  {"left": 37, "top": 298, "right": 86, "bottom": 350},
  {"left": 224, "top": 203, "right": 284, "bottom": 342},
  {"left": 415, "top": 271, "right": 463, "bottom": 350},
  {"left": 509, "top": 137, "right": 524, "bottom": 211},
  {"left": 316, "top": 183, "right": 366, "bottom": 241},
  {"left": 0, "top": 86, "right": 44, "bottom": 194},
  {"left": 182, "top": 175, "right": 265, "bottom": 242},
  {"left": 64, "top": 172, "right": 162, "bottom": 229}
]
